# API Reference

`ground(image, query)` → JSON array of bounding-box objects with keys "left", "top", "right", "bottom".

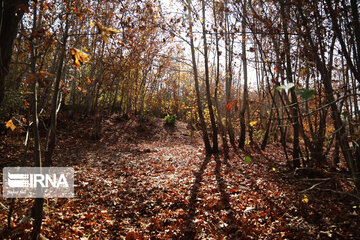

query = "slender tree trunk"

[
  {"left": 280, "top": 0, "right": 301, "bottom": 169},
  {"left": 297, "top": 2, "right": 360, "bottom": 194},
  {"left": 213, "top": 0, "right": 229, "bottom": 158},
  {"left": 44, "top": 0, "right": 70, "bottom": 167},
  {"left": 325, "top": 0, "right": 360, "bottom": 83},
  {"left": 185, "top": 0, "right": 211, "bottom": 153},
  {"left": 350, "top": 0, "right": 360, "bottom": 72},
  {"left": 261, "top": 102, "right": 274, "bottom": 150},
  {"left": 239, "top": 0, "right": 249, "bottom": 149},
  {"left": 202, "top": 0, "right": 218, "bottom": 153},
  {"left": 224, "top": 0, "right": 236, "bottom": 148},
  {"left": 28, "top": 1, "right": 44, "bottom": 239}
]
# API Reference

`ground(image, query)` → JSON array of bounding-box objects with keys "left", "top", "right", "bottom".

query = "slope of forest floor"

[{"left": 1, "top": 115, "right": 359, "bottom": 239}]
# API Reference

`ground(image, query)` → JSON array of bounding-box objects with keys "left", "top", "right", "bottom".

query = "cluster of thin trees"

[{"left": 173, "top": 0, "right": 360, "bottom": 196}]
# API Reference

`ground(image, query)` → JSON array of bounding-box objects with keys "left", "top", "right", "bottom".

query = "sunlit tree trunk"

[
  {"left": 212, "top": 0, "right": 229, "bottom": 158},
  {"left": 185, "top": 0, "right": 212, "bottom": 154},
  {"left": 202, "top": 0, "right": 218, "bottom": 153},
  {"left": 224, "top": 0, "right": 236, "bottom": 148},
  {"left": 239, "top": 0, "right": 249, "bottom": 149}
]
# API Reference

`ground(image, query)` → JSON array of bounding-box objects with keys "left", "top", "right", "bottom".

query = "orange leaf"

[
  {"left": 226, "top": 102, "right": 233, "bottom": 112},
  {"left": 5, "top": 119, "right": 16, "bottom": 131},
  {"left": 70, "top": 48, "right": 90, "bottom": 71}
]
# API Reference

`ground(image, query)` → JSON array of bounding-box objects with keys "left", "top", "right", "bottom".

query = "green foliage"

[
  {"left": 164, "top": 114, "right": 177, "bottom": 126},
  {"left": 295, "top": 88, "right": 316, "bottom": 100},
  {"left": 276, "top": 83, "right": 316, "bottom": 100},
  {"left": 245, "top": 156, "right": 252, "bottom": 164}
]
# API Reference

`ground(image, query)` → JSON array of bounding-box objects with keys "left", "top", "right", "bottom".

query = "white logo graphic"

[
  {"left": 8, "top": 173, "right": 30, "bottom": 188},
  {"left": 3, "top": 167, "right": 74, "bottom": 198},
  {"left": 8, "top": 172, "right": 69, "bottom": 188}
]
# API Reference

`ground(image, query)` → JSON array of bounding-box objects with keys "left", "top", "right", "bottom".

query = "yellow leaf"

[
  {"left": 5, "top": 119, "right": 16, "bottom": 131},
  {"left": 250, "top": 121, "right": 258, "bottom": 127},
  {"left": 272, "top": 168, "right": 276, "bottom": 171},
  {"left": 95, "top": 22, "right": 120, "bottom": 43},
  {"left": 90, "top": 21, "right": 94, "bottom": 27},
  {"left": 70, "top": 48, "right": 90, "bottom": 71},
  {"left": 303, "top": 195, "right": 309, "bottom": 203}
]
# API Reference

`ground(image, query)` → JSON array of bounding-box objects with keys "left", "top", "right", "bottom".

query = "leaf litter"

[{"left": 0, "top": 115, "right": 359, "bottom": 239}]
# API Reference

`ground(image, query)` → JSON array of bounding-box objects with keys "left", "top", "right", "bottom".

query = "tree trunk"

[
  {"left": 213, "top": 0, "right": 229, "bottom": 158},
  {"left": 280, "top": 0, "right": 301, "bottom": 169},
  {"left": 185, "top": 0, "right": 212, "bottom": 154},
  {"left": 0, "top": 0, "right": 27, "bottom": 105},
  {"left": 224, "top": 1, "right": 236, "bottom": 148},
  {"left": 202, "top": 0, "right": 218, "bottom": 153},
  {"left": 239, "top": 0, "right": 249, "bottom": 149},
  {"left": 297, "top": 1, "right": 360, "bottom": 194}
]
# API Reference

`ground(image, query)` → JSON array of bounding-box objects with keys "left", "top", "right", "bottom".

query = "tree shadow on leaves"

[
  {"left": 182, "top": 154, "right": 211, "bottom": 239},
  {"left": 214, "top": 154, "right": 241, "bottom": 238}
]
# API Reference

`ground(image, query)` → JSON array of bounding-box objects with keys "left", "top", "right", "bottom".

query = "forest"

[{"left": 0, "top": 0, "right": 360, "bottom": 239}]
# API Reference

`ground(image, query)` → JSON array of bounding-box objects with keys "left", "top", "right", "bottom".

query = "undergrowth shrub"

[{"left": 164, "top": 114, "right": 177, "bottom": 126}]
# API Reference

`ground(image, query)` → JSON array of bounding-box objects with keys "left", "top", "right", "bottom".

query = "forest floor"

[{"left": 0, "top": 115, "right": 360, "bottom": 239}]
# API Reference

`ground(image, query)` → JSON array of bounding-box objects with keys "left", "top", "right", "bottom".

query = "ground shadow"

[
  {"left": 182, "top": 154, "right": 211, "bottom": 239},
  {"left": 214, "top": 154, "right": 241, "bottom": 238}
]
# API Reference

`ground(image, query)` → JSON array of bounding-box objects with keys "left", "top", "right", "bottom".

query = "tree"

[
  {"left": 201, "top": 0, "right": 218, "bottom": 153},
  {"left": 279, "top": 0, "right": 301, "bottom": 169},
  {"left": 238, "top": 0, "right": 249, "bottom": 149},
  {"left": 184, "top": 0, "right": 212, "bottom": 154},
  {"left": 0, "top": 0, "right": 29, "bottom": 105}
]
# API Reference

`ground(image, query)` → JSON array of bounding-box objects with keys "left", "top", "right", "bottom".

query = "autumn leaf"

[
  {"left": 5, "top": 119, "right": 16, "bottom": 131},
  {"left": 226, "top": 101, "right": 233, "bottom": 112},
  {"left": 84, "top": 76, "right": 92, "bottom": 85},
  {"left": 249, "top": 121, "right": 258, "bottom": 127},
  {"left": 245, "top": 156, "right": 252, "bottom": 164},
  {"left": 95, "top": 22, "right": 121, "bottom": 43},
  {"left": 70, "top": 48, "right": 90, "bottom": 71},
  {"left": 303, "top": 195, "right": 309, "bottom": 203}
]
